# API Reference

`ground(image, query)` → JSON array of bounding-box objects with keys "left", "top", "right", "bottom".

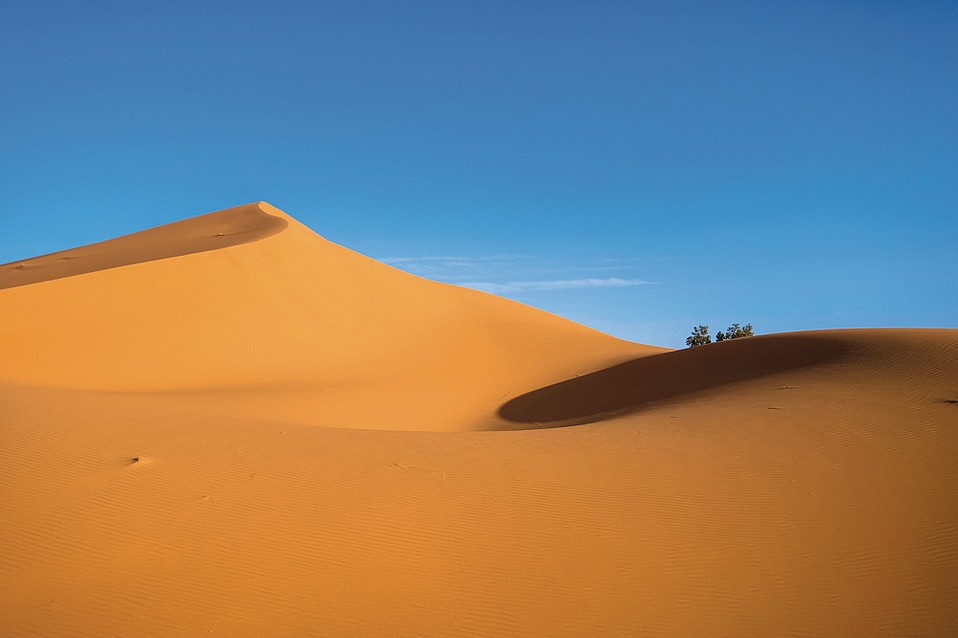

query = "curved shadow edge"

[{"left": 497, "top": 333, "right": 854, "bottom": 428}]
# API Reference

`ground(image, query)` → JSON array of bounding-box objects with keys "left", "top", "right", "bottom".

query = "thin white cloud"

[
  {"left": 380, "top": 254, "right": 525, "bottom": 265},
  {"left": 380, "top": 256, "right": 468, "bottom": 264},
  {"left": 461, "top": 278, "right": 653, "bottom": 294},
  {"left": 378, "top": 254, "right": 654, "bottom": 294}
]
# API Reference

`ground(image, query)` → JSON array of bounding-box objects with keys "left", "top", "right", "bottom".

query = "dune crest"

[
  {"left": 1, "top": 202, "right": 956, "bottom": 637},
  {"left": 0, "top": 202, "right": 287, "bottom": 290}
]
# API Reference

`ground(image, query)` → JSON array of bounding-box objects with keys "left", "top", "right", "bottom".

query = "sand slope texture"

[{"left": 2, "top": 202, "right": 956, "bottom": 636}]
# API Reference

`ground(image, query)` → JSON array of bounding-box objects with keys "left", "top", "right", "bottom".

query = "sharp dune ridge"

[
  {"left": 1, "top": 202, "right": 956, "bottom": 636},
  {"left": 0, "top": 202, "right": 288, "bottom": 290}
]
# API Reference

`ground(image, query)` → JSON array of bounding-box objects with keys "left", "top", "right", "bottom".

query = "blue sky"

[{"left": 1, "top": 0, "right": 955, "bottom": 347}]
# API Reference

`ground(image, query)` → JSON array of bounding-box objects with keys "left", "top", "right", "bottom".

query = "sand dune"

[
  {"left": 0, "top": 202, "right": 655, "bottom": 431},
  {"left": 1, "top": 203, "right": 956, "bottom": 636}
]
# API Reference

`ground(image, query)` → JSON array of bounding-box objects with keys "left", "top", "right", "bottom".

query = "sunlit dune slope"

[
  {"left": 0, "top": 202, "right": 656, "bottom": 431},
  {"left": 1, "top": 202, "right": 956, "bottom": 637}
]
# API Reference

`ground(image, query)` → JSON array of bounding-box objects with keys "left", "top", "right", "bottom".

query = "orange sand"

[{"left": 1, "top": 202, "right": 956, "bottom": 636}]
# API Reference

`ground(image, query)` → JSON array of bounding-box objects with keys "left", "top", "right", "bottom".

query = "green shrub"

[
  {"left": 686, "top": 324, "right": 712, "bottom": 347},
  {"left": 687, "top": 323, "right": 754, "bottom": 347},
  {"left": 716, "top": 323, "right": 754, "bottom": 341}
]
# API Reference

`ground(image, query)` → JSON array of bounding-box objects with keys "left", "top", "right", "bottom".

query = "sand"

[{"left": 1, "top": 202, "right": 956, "bottom": 636}]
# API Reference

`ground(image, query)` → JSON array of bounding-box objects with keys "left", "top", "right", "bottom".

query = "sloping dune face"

[
  {"left": 1, "top": 203, "right": 957, "bottom": 637},
  {"left": 0, "top": 202, "right": 654, "bottom": 431}
]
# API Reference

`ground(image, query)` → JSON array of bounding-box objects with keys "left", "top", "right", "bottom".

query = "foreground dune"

[{"left": 1, "top": 203, "right": 956, "bottom": 636}]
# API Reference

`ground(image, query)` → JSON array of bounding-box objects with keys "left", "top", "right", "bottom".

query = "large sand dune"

[{"left": 1, "top": 203, "right": 956, "bottom": 636}]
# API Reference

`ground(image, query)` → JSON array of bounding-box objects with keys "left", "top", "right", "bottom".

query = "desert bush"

[
  {"left": 687, "top": 323, "right": 754, "bottom": 347},
  {"left": 715, "top": 323, "right": 754, "bottom": 341},
  {"left": 686, "top": 325, "right": 712, "bottom": 347}
]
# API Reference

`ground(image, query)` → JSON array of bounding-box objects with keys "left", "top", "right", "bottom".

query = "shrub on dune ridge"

[
  {"left": 687, "top": 323, "right": 754, "bottom": 347},
  {"left": 716, "top": 323, "right": 754, "bottom": 341},
  {"left": 686, "top": 325, "right": 712, "bottom": 347}
]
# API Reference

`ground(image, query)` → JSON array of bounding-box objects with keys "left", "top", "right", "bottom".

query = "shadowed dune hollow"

[{"left": 499, "top": 333, "right": 853, "bottom": 427}]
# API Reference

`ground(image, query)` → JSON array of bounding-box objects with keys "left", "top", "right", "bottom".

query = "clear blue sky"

[{"left": 2, "top": 1, "right": 955, "bottom": 347}]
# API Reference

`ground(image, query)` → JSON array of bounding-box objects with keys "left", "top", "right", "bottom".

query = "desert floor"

[{"left": 2, "top": 203, "right": 956, "bottom": 636}]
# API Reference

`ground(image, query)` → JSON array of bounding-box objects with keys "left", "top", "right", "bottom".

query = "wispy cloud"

[
  {"left": 380, "top": 256, "right": 469, "bottom": 264},
  {"left": 461, "top": 278, "right": 652, "bottom": 294},
  {"left": 379, "top": 253, "right": 656, "bottom": 294},
  {"left": 378, "top": 254, "right": 533, "bottom": 281},
  {"left": 380, "top": 255, "right": 525, "bottom": 266}
]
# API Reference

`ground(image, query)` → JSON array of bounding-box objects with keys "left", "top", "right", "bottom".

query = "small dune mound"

[
  {"left": 498, "top": 333, "right": 852, "bottom": 426},
  {"left": 499, "top": 328, "right": 958, "bottom": 427}
]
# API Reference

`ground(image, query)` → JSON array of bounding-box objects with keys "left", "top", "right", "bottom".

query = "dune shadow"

[
  {"left": 0, "top": 203, "right": 286, "bottom": 290},
  {"left": 497, "top": 334, "right": 852, "bottom": 428}
]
